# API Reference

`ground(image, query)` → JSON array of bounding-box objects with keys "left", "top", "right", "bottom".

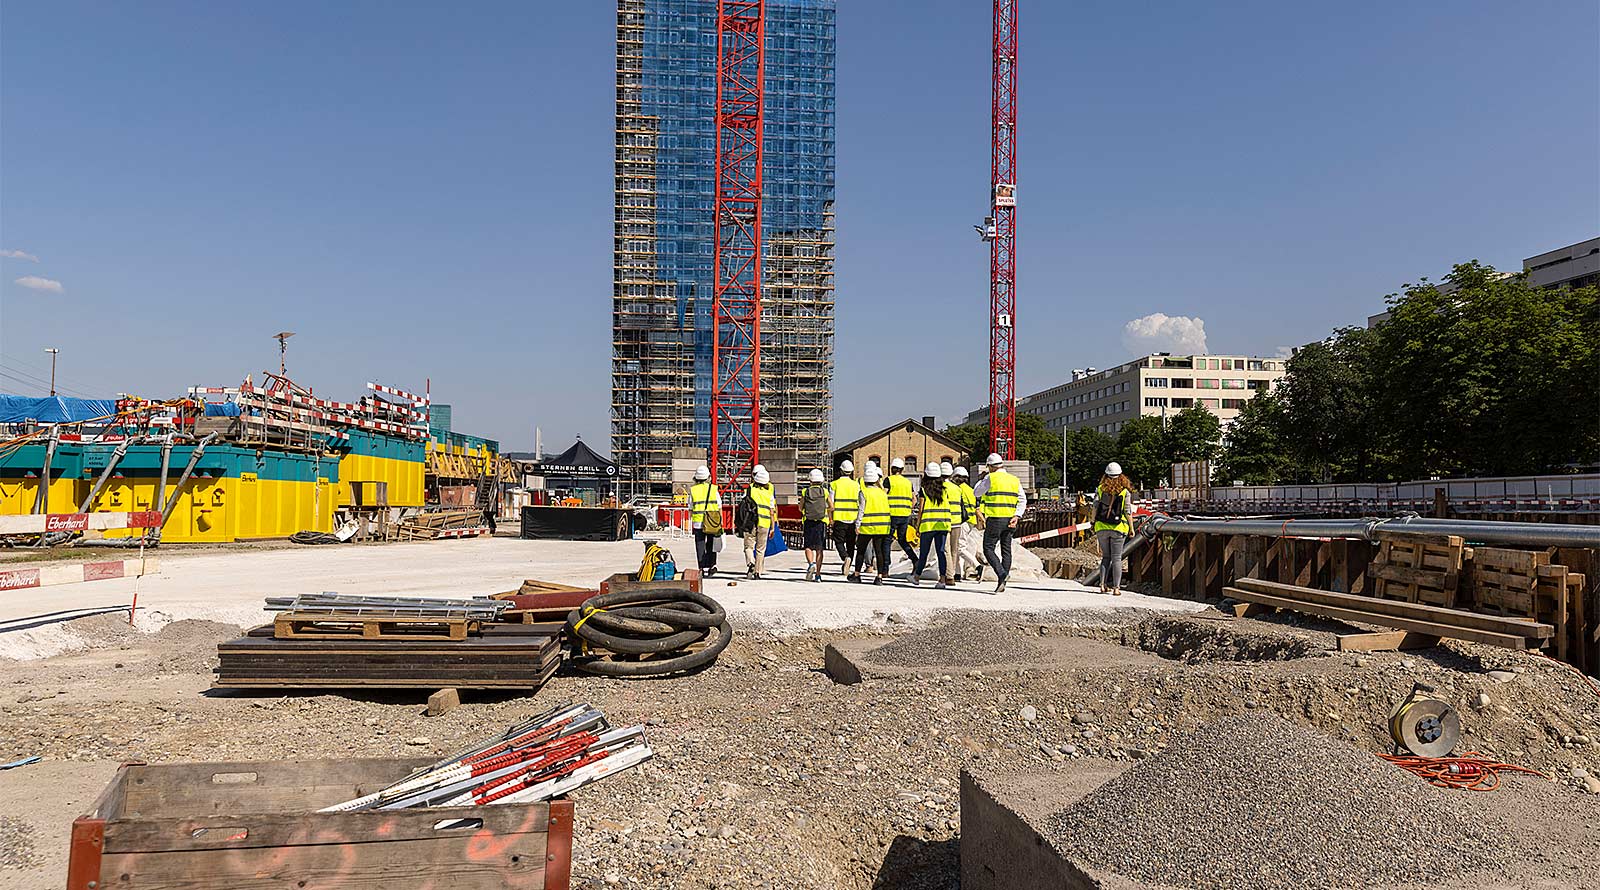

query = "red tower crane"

[
  {"left": 985, "top": 0, "right": 1019, "bottom": 459},
  {"left": 710, "top": 0, "right": 765, "bottom": 486}
]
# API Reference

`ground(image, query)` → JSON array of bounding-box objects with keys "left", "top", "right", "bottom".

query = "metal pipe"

[
  {"left": 1083, "top": 522, "right": 1158, "bottom": 588},
  {"left": 153, "top": 434, "right": 174, "bottom": 520},
  {"left": 31, "top": 429, "right": 58, "bottom": 515},
  {"left": 159, "top": 433, "right": 218, "bottom": 522},
  {"left": 1145, "top": 514, "right": 1600, "bottom": 549},
  {"left": 78, "top": 438, "right": 133, "bottom": 513}
]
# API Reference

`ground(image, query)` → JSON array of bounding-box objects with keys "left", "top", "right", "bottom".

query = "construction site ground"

[{"left": 2, "top": 534, "right": 1598, "bottom": 889}]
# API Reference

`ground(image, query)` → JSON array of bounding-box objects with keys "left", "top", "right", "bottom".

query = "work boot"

[
  {"left": 747, "top": 570, "right": 757, "bottom": 580},
  {"left": 848, "top": 572, "right": 861, "bottom": 583},
  {"left": 995, "top": 578, "right": 1007, "bottom": 593},
  {"left": 874, "top": 575, "right": 886, "bottom": 585},
  {"left": 941, "top": 575, "right": 955, "bottom": 587},
  {"left": 911, "top": 574, "right": 921, "bottom": 586}
]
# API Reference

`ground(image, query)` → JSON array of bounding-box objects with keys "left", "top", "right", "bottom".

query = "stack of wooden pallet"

[
  {"left": 1226, "top": 577, "right": 1555, "bottom": 652},
  {"left": 395, "top": 508, "right": 488, "bottom": 540},
  {"left": 1368, "top": 531, "right": 1465, "bottom": 606},
  {"left": 1468, "top": 547, "right": 1587, "bottom": 669}
]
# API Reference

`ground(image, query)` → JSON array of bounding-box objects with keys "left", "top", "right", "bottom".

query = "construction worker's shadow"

[{"left": 873, "top": 833, "right": 959, "bottom": 889}]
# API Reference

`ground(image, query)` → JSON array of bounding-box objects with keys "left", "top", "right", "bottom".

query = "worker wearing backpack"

[
  {"left": 801, "top": 469, "right": 830, "bottom": 582},
  {"left": 1092, "top": 462, "right": 1134, "bottom": 595},
  {"left": 689, "top": 465, "right": 722, "bottom": 577},
  {"left": 738, "top": 465, "right": 775, "bottom": 580}
]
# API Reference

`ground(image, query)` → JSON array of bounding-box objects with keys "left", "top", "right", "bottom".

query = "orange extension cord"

[{"left": 1380, "top": 752, "right": 1546, "bottom": 791}]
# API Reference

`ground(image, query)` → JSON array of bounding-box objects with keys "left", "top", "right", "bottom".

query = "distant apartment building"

[
  {"left": 1524, "top": 237, "right": 1599, "bottom": 290},
  {"left": 965, "top": 354, "right": 1286, "bottom": 436}
]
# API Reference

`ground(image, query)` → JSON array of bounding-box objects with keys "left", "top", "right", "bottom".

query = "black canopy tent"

[
  {"left": 530, "top": 438, "right": 626, "bottom": 503},
  {"left": 522, "top": 439, "right": 634, "bottom": 541}
]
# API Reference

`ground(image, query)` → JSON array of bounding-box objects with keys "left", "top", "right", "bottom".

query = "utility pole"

[
  {"left": 273, "top": 331, "right": 295, "bottom": 377},
  {"left": 43, "top": 347, "right": 59, "bottom": 396}
]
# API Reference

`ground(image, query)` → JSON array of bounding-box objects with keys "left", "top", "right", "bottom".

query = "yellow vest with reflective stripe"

[
  {"left": 917, "top": 488, "right": 952, "bottom": 534},
  {"left": 957, "top": 482, "right": 978, "bottom": 526},
  {"left": 750, "top": 484, "right": 774, "bottom": 529},
  {"left": 886, "top": 474, "right": 914, "bottom": 518},
  {"left": 690, "top": 482, "right": 719, "bottom": 525},
  {"left": 829, "top": 477, "right": 860, "bottom": 522},
  {"left": 859, "top": 485, "right": 891, "bottom": 535},
  {"left": 981, "top": 470, "right": 1022, "bottom": 519}
]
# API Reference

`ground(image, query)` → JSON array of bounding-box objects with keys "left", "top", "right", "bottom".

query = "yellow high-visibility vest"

[
  {"left": 886, "top": 474, "right": 914, "bottom": 518},
  {"left": 829, "top": 477, "right": 860, "bottom": 522},
  {"left": 749, "top": 484, "right": 774, "bottom": 530},
  {"left": 981, "top": 470, "right": 1022, "bottom": 519},
  {"left": 1093, "top": 485, "right": 1132, "bottom": 535},
  {"left": 690, "top": 482, "right": 720, "bottom": 526},
  {"left": 859, "top": 485, "right": 891, "bottom": 535},
  {"left": 916, "top": 489, "right": 952, "bottom": 534},
  {"left": 957, "top": 482, "right": 978, "bottom": 526}
]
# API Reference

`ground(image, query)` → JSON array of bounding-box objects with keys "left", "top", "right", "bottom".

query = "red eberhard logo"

[{"left": 43, "top": 513, "right": 89, "bottom": 532}]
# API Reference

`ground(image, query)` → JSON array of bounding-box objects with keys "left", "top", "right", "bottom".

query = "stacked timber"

[{"left": 396, "top": 508, "right": 488, "bottom": 540}]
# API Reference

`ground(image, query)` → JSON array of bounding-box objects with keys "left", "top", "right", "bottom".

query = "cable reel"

[{"left": 1388, "top": 682, "right": 1461, "bottom": 758}]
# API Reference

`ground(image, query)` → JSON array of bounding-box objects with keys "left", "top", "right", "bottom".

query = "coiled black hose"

[
  {"left": 566, "top": 588, "right": 733, "bottom": 677},
  {"left": 289, "top": 530, "right": 343, "bottom": 545}
]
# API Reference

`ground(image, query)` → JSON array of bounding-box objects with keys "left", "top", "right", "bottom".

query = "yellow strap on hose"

[{"left": 571, "top": 605, "right": 609, "bottom": 634}]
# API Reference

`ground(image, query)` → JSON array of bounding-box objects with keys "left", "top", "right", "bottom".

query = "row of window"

[
  {"left": 1148, "top": 357, "right": 1280, "bottom": 371},
  {"left": 1148, "top": 377, "right": 1258, "bottom": 390}
]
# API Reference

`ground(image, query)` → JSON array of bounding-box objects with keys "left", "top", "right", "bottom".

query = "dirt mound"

[
  {"left": 868, "top": 616, "right": 1046, "bottom": 668},
  {"left": 1046, "top": 713, "right": 1514, "bottom": 890},
  {"left": 1123, "top": 615, "right": 1321, "bottom": 662}
]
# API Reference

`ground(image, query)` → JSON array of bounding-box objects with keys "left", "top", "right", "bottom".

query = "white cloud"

[
  {"left": 0, "top": 249, "right": 40, "bottom": 262},
  {"left": 14, "top": 275, "right": 63, "bottom": 293},
  {"left": 1274, "top": 345, "right": 1295, "bottom": 358},
  {"left": 1122, "top": 313, "right": 1208, "bottom": 356}
]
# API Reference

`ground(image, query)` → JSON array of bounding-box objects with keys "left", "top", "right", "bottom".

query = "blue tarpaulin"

[
  {"left": 0, "top": 395, "right": 119, "bottom": 423},
  {"left": 204, "top": 402, "right": 243, "bottom": 416}
]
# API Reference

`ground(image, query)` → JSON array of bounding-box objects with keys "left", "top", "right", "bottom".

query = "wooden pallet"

[
  {"left": 273, "top": 612, "right": 476, "bottom": 641},
  {"left": 1368, "top": 531, "right": 1464, "bottom": 606},
  {"left": 1470, "top": 547, "right": 1549, "bottom": 615}
]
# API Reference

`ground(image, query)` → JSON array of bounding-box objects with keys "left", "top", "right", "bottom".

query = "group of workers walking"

[{"left": 686, "top": 454, "right": 1026, "bottom": 593}]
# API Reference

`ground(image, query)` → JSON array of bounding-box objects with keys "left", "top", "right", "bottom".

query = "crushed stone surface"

[
  {"left": 1047, "top": 713, "right": 1516, "bottom": 890},
  {"left": 867, "top": 615, "right": 1046, "bottom": 667},
  {"left": 0, "top": 816, "right": 40, "bottom": 870}
]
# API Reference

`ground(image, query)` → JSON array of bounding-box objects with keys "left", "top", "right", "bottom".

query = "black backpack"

[
  {"left": 1094, "top": 489, "right": 1123, "bottom": 526},
  {"left": 734, "top": 492, "right": 760, "bottom": 535}
]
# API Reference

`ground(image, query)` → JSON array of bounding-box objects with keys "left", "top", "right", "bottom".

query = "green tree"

[
  {"left": 1061, "top": 428, "right": 1117, "bottom": 493},
  {"left": 1215, "top": 392, "right": 1293, "bottom": 484},
  {"left": 1371, "top": 262, "right": 1599, "bottom": 477},
  {"left": 1114, "top": 415, "right": 1167, "bottom": 489},
  {"left": 1163, "top": 404, "right": 1222, "bottom": 464},
  {"left": 1275, "top": 326, "right": 1384, "bottom": 482},
  {"left": 943, "top": 414, "right": 1064, "bottom": 488}
]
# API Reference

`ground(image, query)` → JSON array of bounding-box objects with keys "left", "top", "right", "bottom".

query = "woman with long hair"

[
  {"left": 1092, "top": 463, "right": 1134, "bottom": 595},
  {"left": 912, "top": 464, "right": 953, "bottom": 588}
]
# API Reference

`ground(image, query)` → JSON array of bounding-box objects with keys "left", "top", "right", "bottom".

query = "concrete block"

[
  {"left": 961, "top": 764, "right": 1145, "bottom": 890},
  {"left": 426, "top": 687, "right": 460, "bottom": 717}
]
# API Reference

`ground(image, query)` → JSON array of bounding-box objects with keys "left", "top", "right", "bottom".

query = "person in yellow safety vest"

[
  {"left": 973, "top": 452, "right": 1026, "bottom": 593},
  {"left": 849, "top": 464, "right": 892, "bottom": 585},
  {"left": 950, "top": 464, "right": 980, "bottom": 581},
  {"left": 688, "top": 465, "right": 722, "bottom": 578},
  {"left": 827, "top": 460, "right": 860, "bottom": 578},
  {"left": 1092, "top": 461, "right": 1134, "bottom": 596},
  {"left": 742, "top": 464, "right": 775, "bottom": 580},
  {"left": 911, "top": 463, "right": 953, "bottom": 588},
  {"left": 886, "top": 458, "right": 918, "bottom": 567}
]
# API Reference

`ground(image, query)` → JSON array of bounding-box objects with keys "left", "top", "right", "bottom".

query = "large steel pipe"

[{"left": 1144, "top": 514, "right": 1600, "bottom": 548}]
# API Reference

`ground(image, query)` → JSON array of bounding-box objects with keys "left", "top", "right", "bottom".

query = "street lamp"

[
  {"left": 272, "top": 332, "right": 295, "bottom": 377},
  {"left": 43, "top": 347, "right": 59, "bottom": 396}
]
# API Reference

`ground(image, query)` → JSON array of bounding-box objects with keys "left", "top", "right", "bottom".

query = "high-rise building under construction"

[{"left": 612, "top": 0, "right": 836, "bottom": 497}]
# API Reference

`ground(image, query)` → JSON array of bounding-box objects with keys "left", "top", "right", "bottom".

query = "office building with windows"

[{"left": 965, "top": 354, "right": 1287, "bottom": 436}]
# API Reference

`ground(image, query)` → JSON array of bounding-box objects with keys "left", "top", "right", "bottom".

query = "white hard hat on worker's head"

[
  {"left": 693, "top": 465, "right": 710, "bottom": 481},
  {"left": 809, "top": 468, "right": 824, "bottom": 483},
  {"left": 891, "top": 457, "right": 905, "bottom": 469},
  {"left": 924, "top": 463, "right": 942, "bottom": 478},
  {"left": 1105, "top": 462, "right": 1123, "bottom": 477},
  {"left": 839, "top": 459, "right": 854, "bottom": 473},
  {"left": 752, "top": 465, "right": 770, "bottom": 484},
  {"left": 954, "top": 466, "right": 969, "bottom": 478},
  {"left": 986, "top": 453, "right": 1003, "bottom": 466},
  {"left": 940, "top": 461, "right": 954, "bottom": 476},
  {"left": 864, "top": 466, "right": 882, "bottom": 482}
]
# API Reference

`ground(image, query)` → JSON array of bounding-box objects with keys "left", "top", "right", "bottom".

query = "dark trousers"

[
  {"left": 982, "top": 517, "right": 1014, "bottom": 581},
  {"left": 854, "top": 534, "right": 891, "bottom": 576},
  {"left": 890, "top": 516, "right": 917, "bottom": 564},
  {"left": 915, "top": 530, "right": 948, "bottom": 578},
  {"left": 831, "top": 521, "right": 857, "bottom": 570},
  {"left": 693, "top": 529, "right": 717, "bottom": 573}
]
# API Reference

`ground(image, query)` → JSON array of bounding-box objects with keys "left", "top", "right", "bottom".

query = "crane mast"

[{"left": 987, "top": 0, "right": 1019, "bottom": 459}]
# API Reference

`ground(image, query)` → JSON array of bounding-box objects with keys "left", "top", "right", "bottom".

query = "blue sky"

[{"left": 3, "top": 1, "right": 1596, "bottom": 451}]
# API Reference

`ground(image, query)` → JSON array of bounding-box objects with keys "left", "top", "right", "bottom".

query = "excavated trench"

[{"left": 1121, "top": 615, "right": 1323, "bottom": 663}]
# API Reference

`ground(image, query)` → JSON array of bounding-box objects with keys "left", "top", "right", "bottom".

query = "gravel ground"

[
  {"left": 1, "top": 610, "right": 1597, "bottom": 889},
  {"left": 0, "top": 816, "right": 40, "bottom": 870},
  {"left": 1047, "top": 713, "right": 1512, "bottom": 890},
  {"left": 866, "top": 615, "right": 1047, "bottom": 668}
]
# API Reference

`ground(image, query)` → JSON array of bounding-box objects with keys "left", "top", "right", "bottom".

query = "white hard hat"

[
  {"left": 986, "top": 453, "right": 1003, "bottom": 466},
  {"left": 924, "top": 463, "right": 942, "bottom": 478},
  {"left": 840, "top": 459, "right": 854, "bottom": 473},
  {"left": 940, "top": 461, "right": 954, "bottom": 476},
  {"left": 864, "top": 466, "right": 882, "bottom": 482},
  {"left": 693, "top": 465, "right": 710, "bottom": 481},
  {"left": 1105, "top": 462, "right": 1123, "bottom": 476},
  {"left": 809, "top": 468, "right": 824, "bottom": 483},
  {"left": 752, "top": 465, "right": 770, "bottom": 484},
  {"left": 954, "top": 466, "right": 969, "bottom": 478},
  {"left": 891, "top": 457, "right": 905, "bottom": 469}
]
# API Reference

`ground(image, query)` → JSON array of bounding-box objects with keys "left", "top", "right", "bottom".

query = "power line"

[
  {"left": 0, "top": 364, "right": 98, "bottom": 399},
  {"left": 0, "top": 354, "right": 109, "bottom": 396}
]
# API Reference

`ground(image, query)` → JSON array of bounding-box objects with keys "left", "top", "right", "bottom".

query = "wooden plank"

[
  {"left": 1372, "top": 564, "right": 1454, "bottom": 588},
  {"left": 104, "top": 805, "right": 551, "bottom": 853},
  {"left": 1336, "top": 631, "right": 1441, "bottom": 652},
  {"left": 1373, "top": 530, "right": 1463, "bottom": 547},
  {"left": 1224, "top": 587, "right": 1535, "bottom": 650},
  {"left": 1477, "top": 587, "right": 1535, "bottom": 615},
  {"left": 1228, "top": 602, "right": 1275, "bottom": 619},
  {"left": 1473, "top": 566, "right": 1539, "bottom": 592},
  {"left": 1473, "top": 547, "right": 1549, "bottom": 572},
  {"left": 1232, "top": 577, "right": 1554, "bottom": 638}
]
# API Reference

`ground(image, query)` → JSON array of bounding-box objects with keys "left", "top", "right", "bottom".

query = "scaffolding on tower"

[
  {"left": 987, "top": 0, "right": 1019, "bottom": 459},
  {"left": 710, "top": 0, "right": 765, "bottom": 486}
]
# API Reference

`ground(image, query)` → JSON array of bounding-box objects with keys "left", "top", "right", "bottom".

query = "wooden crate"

[
  {"left": 67, "top": 757, "right": 573, "bottom": 890},
  {"left": 1469, "top": 547, "right": 1550, "bottom": 616},
  {"left": 1368, "top": 532, "right": 1464, "bottom": 607}
]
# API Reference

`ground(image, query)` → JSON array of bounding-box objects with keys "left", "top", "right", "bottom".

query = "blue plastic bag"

[{"left": 764, "top": 529, "right": 788, "bottom": 557}]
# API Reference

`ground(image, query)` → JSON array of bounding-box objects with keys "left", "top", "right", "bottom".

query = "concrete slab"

[
  {"left": 824, "top": 634, "right": 1167, "bottom": 685},
  {"left": 961, "top": 764, "right": 1155, "bottom": 890}
]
